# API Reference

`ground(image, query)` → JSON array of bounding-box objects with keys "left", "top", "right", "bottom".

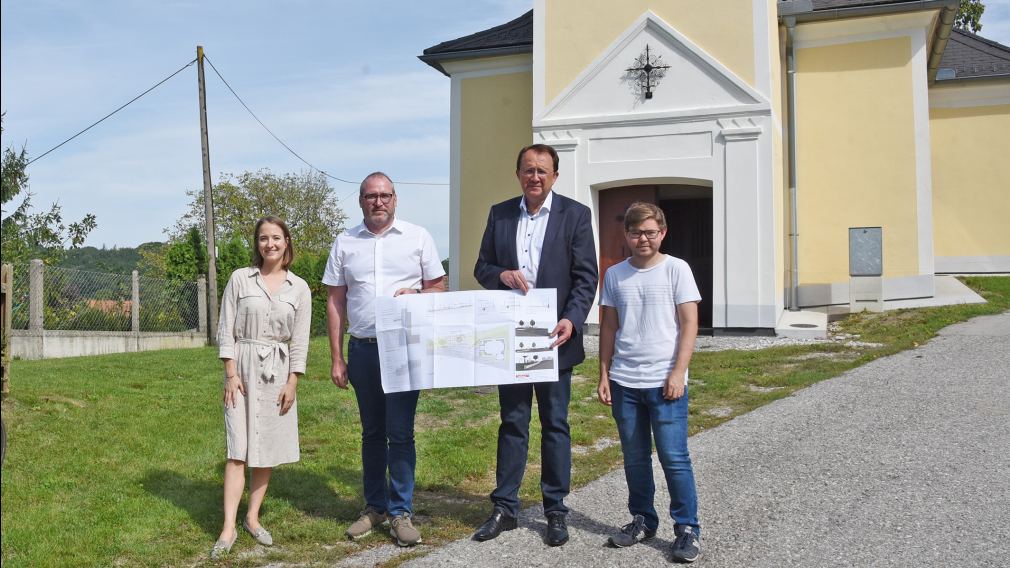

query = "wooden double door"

[{"left": 598, "top": 185, "right": 713, "bottom": 331}]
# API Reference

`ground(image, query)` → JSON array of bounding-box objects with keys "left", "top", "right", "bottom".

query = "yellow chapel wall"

[
  {"left": 793, "top": 36, "right": 920, "bottom": 289},
  {"left": 767, "top": 2, "right": 786, "bottom": 310},
  {"left": 544, "top": 0, "right": 757, "bottom": 105},
  {"left": 457, "top": 68, "right": 533, "bottom": 291},
  {"left": 930, "top": 101, "right": 1010, "bottom": 267}
]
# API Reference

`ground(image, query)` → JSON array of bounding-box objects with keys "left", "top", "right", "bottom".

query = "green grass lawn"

[{"left": 2, "top": 276, "right": 1007, "bottom": 567}]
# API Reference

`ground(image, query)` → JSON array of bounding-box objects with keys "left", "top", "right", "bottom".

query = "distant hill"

[{"left": 59, "top": 242, "right": 162, "bottom": 274}]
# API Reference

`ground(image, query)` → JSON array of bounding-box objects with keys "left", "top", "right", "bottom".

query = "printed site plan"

[{"left": 375, "top": 288, "right": 559, "bottom": 393}]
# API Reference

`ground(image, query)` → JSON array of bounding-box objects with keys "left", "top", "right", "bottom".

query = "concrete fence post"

[
  {"left": 197, "top": 275, "right": 207, "bottom": 334},
  {"left": 131, "top": 270, "right": 141, "bottom": 333},
  {"left": 29, "top": 259, "right": 44, "bottom": 332}
]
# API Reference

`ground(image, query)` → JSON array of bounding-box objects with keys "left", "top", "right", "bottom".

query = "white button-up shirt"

[
  {"left": 516, "top": 190, "right": 553, "bottom": 287},
  {"left": 322, "top": 218, "right": 445, "bottom": 338}
]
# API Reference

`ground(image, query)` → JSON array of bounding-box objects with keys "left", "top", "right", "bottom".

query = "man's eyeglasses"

[
  {"left": 627, "top": 229, "right": 662, "bottom": 240},
  {"left": 520, "top": 168, "right": 555, "bottom": 179},
  {"left": 361, "top": 192, "right": 395, "bottom": 204}
]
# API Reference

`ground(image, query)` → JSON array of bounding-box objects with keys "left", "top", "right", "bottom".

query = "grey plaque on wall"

[{"left": 849, "top": 227, "right": 882, "bottom": 276}]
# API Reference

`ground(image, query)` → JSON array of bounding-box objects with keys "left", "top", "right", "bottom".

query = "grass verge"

[{"left": 1, "top": 276, "right": 1007, "bottom": 566}]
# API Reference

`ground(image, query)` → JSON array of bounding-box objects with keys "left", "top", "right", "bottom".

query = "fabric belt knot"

[{"left": 237, "top": 338, "right": 288, "bottom": 383}]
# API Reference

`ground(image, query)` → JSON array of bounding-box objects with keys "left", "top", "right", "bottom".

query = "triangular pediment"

[{"left": 538, "top": 11, "right": 769, "bottom": 126}]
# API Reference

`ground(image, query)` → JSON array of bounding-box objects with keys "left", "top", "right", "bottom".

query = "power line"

[
  {"left": 27, "top": 58, "right": 198, "bottom": 165},
  {"left": 203, "top": 54, "right": 448, "bottom": 189}
]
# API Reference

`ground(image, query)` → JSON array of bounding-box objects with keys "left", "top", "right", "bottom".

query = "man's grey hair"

[{"left": 359, "top": 171, "right": 395, "bottom": 196}]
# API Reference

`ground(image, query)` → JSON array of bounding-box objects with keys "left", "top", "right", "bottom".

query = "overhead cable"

[
  {"left": 28, "top": 58, "right": 198, "bottom": 165},
  {"left": 203, "top": 54, "right": 448, "bottom": 189}
]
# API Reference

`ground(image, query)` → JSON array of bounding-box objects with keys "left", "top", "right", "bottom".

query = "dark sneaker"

[
  {"left": 545, "top": 512, "right": 569, "bottom": 546},
  {"left": 671, "top": 525, "right": 701, "bottom": 563},
  {"left": 346, "top": 507, "right": 385, "bottom": 540},
  {"left": 607, "top": 514, "right": 657, "bottom": 547}
]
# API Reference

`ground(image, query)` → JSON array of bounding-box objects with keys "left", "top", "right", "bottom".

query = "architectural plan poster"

[{"left": 375, "top": 289, "right": 558, "bottom": 393}]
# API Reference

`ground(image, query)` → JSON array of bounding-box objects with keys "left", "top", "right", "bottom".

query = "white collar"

[
  {"left": 352, "top": 218, "right": 403, "bottom": 237},
  {"left": 520, "top": 190, "right": 554, "bottom": 216}
]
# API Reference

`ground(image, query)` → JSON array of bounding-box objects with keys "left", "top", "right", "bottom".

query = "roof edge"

[
  {"left": 778, "top": 0, "right": 959, "bottom": 22},
  {"left": 419, "top": 45, "right": 533, "bottom": 77},
  {"left": 935, "top": 72, "right": 1010, "bottom": 84}
]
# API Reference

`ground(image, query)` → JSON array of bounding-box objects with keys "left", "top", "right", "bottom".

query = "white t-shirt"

[
  {"left": 600, "top": 255, "right": 702, "bottom": 389},
  {"left": 322, "top": 218, "right": 445, "bottom": 337}
]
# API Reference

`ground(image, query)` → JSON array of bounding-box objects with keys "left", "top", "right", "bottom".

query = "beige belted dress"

[{"left": 217, "top": 267, "right": 312, "bottom": 468}]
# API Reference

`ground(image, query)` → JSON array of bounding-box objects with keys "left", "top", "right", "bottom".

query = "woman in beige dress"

[{"left": 211, "top": 216, "right": 312, "bottom": 558}]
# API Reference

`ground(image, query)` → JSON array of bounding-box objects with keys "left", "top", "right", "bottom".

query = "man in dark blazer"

[{"left": 472, "top": 143, "right": 598, "bottom": 546}]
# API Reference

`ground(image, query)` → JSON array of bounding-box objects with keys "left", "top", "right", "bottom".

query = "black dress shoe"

[
  {"left": 473, "top": 507, "right": 518, "bottom": 541},
  {"left": 545, "top": 512, "right": 569, "bottom": 546}
]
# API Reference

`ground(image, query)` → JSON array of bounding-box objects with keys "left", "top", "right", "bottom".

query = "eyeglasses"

[
  {"left": 519, "top": 168, "right": 555, "bottom": 178},
  {"left": 627, "top": 230, "right": 662, "bottom": 240},
  {"left": 361, "top": 192, "right": 394, "bottom": 204}
]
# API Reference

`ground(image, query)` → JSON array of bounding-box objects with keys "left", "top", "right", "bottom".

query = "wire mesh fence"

[
  {"left": 45, "top": 266, "right": 132, "bottom": 331},
  {"left": 9, "top": 264, "right": 30, "bottom": 330},
  {"left": 9, "top": 262, "right": 201, "bottom": 333},
  {"left": 138, "top": 275, "right": 200, "bottom": 332}
]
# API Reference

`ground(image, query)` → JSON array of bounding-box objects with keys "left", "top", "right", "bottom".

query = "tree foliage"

[
  {"left": 59, "top": 244, "right": 144, "bottom": 274},
  {"left": 163, "top": 228, "right": 208, "bottom": 282},
  {"left": 171, "top": 169, "right": 347, "bottom": 256},
  {"left": 955, "top": 0, "right": 985, "bottom": 32},
  {"left": 1, "top": 115, "right": 97, "bottom": 265}
]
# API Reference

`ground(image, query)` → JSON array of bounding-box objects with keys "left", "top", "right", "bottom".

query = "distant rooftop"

[{"left": 937, "top": 28, "right": 1010, "bottom": 81}]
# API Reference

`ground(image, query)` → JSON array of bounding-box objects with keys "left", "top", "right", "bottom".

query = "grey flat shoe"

[
  {"left": 210, "top": 533, "right": 236, "bottom": 559},
  {"left": 243, "top": 519, "right": 273, "bottom": 546}
]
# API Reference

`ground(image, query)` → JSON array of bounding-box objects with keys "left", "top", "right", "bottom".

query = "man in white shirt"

[{"left": 322, "top": 172, "right": 445, "bottom": 547}]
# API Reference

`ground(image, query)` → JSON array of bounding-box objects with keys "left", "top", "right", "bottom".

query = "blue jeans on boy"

[
  {"left": 610, "top": 381, "right": 699, "bottom": 535},
  {"left": 347, "top": 337, "right": 420, "bottom": 517}
]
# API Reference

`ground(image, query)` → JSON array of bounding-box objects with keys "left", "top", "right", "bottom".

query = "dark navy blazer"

[{"left": 474, "top": 192, "right": 599, "bottom": 370}]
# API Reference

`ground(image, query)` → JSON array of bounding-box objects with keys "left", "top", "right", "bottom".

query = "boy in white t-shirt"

[{"left": 598, "top": 202, "right": 702, "bottom": 563}]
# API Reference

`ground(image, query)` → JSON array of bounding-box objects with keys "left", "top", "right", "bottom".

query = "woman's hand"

[
  {"left": 278, "top": 376, "right": 298, "bottom": 415},
  {"left": 223, "top": 374, "right": 245, "bottom": 408}
]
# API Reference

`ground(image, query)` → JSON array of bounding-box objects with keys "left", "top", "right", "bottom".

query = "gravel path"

[{"left": 402, "top": 312, "right": 1010, "bottom": 567}]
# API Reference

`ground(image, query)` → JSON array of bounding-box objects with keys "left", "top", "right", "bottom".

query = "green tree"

[
  {"left": 163, "top": 228, "right": 207, "bottom": 282},
  {"left": 136, "top": 241, "right": 168, "bottom": 278},
  {"left": 59, "top": 245, "right": 142, "bottom": 274},
  {"left": 1, "top": 115, "right": 96, "bottom": 265},
  {"left": 955, "top": 0, "right": 985, "bottom": 32},
  {"left": 171, "top": 169, "right": 347, "bottom": 256},
  {"left": 217, "top": 232, "right": 251, "bottom": 283}
]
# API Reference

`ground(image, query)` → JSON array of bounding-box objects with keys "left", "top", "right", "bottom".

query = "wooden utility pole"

[{"left": 197, "top": 45, "right": 219, "bottom": 344}]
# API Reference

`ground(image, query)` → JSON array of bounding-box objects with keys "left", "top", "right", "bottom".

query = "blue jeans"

[
  {"left": 610, "top": 381, "right": 699, "bottom": 535},
  {"left": 492, "top": 369, "right": 573, "bottom": 517},
  {"left": 347, "top": 338, "right": 420, "bottom": 517}
]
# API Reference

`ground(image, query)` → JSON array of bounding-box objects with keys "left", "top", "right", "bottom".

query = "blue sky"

[
  {"left": 3, "top": 1, "right": 1009, "bottom": 257},
  {"left": 1, "top": 0, "right": 533, "bottom": 256}
]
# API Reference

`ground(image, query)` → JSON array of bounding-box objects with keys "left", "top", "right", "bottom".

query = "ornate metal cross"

[{"left": 625, "top": 44, "right": 670, "bottom": 99}]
